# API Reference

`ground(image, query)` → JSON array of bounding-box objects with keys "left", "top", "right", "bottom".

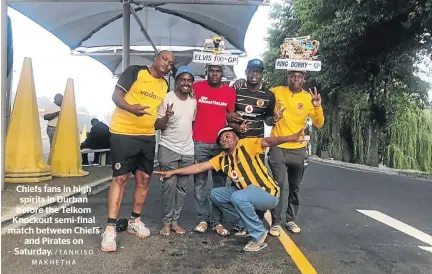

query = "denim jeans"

[
  {"left": 210, "top": 185, "right": 279, "bottom": 241},
  {"left": 193, "top": 141, "right": 227, "bottom": 225},
  {"left": 46, "top": 126, "right": 56, "bottom": 147}
]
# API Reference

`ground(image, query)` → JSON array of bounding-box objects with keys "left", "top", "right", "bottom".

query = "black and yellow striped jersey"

[{"left": 209, "top": 138, "right": 280, "bottom": 197}]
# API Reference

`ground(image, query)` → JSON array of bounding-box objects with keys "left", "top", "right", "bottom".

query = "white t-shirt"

[
  {"left": 45, "top": 103, "right": 61, "bottom": 127},
  {"left": 157, "top": 91, "right": 197, "bottom": 155}
]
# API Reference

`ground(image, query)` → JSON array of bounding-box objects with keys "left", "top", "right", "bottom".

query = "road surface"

[{"left": 2, "top": 162, "right": 431, "bottom": 274}]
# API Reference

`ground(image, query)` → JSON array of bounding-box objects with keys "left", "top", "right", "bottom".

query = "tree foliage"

[{"left": 264, "top": 0, "right": 432, "bottom": 171}]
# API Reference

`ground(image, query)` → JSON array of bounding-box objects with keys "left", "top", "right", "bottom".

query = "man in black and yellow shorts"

[
  {"left": 268, "top": 70, "right": 324, "bottom": 236},
  {"left": 101, "top": 50, "right": 175, "bottom": 252}
]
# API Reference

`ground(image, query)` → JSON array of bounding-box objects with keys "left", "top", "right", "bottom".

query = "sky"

[
  {"left": 7, "top": 2, "right": 278, "bottom": 122},
  {"left": 7, "top": 0, "right": 431, "bottom": 124}
]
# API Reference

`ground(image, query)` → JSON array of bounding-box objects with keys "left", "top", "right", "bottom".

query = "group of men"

[{"left": 100, "top": 50, "right": 325, "bottom": 253}]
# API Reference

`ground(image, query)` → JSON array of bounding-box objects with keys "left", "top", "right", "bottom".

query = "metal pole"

[
  {"left": 130, "top": 5, "right": 158, "bottom": 55},
  {"left": 1, "top": 0, "right": 7, "bottom": 191},
  {"left": 122, "top": 0, "right": 130, "bottom": 72}
]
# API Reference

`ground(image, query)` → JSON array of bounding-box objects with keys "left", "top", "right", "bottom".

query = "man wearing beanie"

[{"left": 155, "top": 66, "right": 197, "bottom": 236}]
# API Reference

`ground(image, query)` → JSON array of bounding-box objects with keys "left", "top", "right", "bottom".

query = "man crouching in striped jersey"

[{"left": 154, "top": 126, "right": 305, "bottom": 252}]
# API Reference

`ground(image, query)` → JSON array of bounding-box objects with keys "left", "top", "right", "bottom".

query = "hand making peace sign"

[
  {"left": 273, "top": 102, "right": 286, "bottom": 123},
  {"left": 165, "top": 103, "right": 174, "bottom": 119},
  {"left": 309, "top": 87, "right": 322, "bottom": 107},
  {"left": 238, "top": 120, "right": 252, "bottom": 134}
]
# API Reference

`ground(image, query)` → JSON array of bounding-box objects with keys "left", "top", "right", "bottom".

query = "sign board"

[
  {"left": 276, "top": 35, "right": 321, "bottom": 71},
  {"left": 275, "top": 58, "right": 321, "bottom": 71},
  {"left": 193, "top": 51, "right": 238, "bottom": 66}
]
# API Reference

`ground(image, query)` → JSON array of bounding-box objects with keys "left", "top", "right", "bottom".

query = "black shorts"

[{"left": 110, "top": 133, "right": 156, "bottom": 177}]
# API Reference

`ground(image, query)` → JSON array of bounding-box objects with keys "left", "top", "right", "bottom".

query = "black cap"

[{"left": 247, "top": 59, "right": 264, "bottom": 70}]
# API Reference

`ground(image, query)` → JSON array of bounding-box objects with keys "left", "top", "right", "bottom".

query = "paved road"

[{"left": 2, "top": 162, "right": 431, "bottom": 274}]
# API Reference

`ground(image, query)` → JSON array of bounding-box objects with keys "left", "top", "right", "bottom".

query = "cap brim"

[{"left": 247, "top": 66, "right": 264, "bottom": 70}]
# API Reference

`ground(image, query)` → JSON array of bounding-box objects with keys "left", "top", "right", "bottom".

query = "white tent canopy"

[
  {"left": 73, "top": 47, "right": 238, "bottom": 79},
  {"left": 8, "top": 0, "right": 267, "bottom": 52}
]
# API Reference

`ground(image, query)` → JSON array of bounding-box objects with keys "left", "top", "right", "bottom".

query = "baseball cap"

[
  {"left": 288, "top": 70, "right": 306, "bottom": 75},
  {"left": 216, "top": 126, "right": 239, "bottom": 146},
  {"left": 175, "top": 65, "right": 195, "bottom": 80},
  {"left": 247, "top": 59, "right": 264, "bottom": 70},
  {"left": 206, "top": 63, "right": 224, "bottom": 69}
]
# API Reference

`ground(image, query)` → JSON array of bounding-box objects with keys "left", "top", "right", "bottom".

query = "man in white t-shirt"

[
  {"left": 155, "top": 66, "right": 197, "bottom": 236},
  {"left": 43, "top": 93, "right": 63, "bottom": 147}
]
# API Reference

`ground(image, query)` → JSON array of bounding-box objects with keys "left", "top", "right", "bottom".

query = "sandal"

[
  {"left": 243, "top": 232, "right": 268, "bottom": 252},
  {"left": 243, "top": 241, "right": 268, "bottom": 252},
  {"left": 194, "top": 222, "right": 208, "bottom": 233},
  {"left": 159, "top": 226, "right": 171, "bottom": 236},
  {"left": 171, "top": 224, "right": 185, "bottom": 235},
  {"left": 214, "top": 224, "right": 230, "bottom": 236},
  {"left": 234, "top": 229, "right": 249, "bottom": 237}
]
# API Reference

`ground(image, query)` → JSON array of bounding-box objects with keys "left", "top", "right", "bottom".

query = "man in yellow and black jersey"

[
  {"left": 101, "top": 50, "right": 175, "bottom": 253},
  {"left": 154, "top": 126, "right": 305, "bottom": 252},
  {"left": 268, "top": 70, "right": 324, "bottom": 237}
]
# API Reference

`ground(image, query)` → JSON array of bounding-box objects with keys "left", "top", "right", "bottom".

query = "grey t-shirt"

[{"left": 157, "top": 91, "right": 197, "bottom": 155}]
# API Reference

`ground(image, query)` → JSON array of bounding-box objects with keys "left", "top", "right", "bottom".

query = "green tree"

[{"left": 264, "top": 0, "right": 432, "bottom": 171}]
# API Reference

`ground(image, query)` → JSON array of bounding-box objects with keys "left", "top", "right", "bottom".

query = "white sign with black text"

[
  {"left": 275, "top": 59, "right": 322, "bottom": 71},
  {"left": 193, "top": 51, "right": 238, "bottom": 66}
]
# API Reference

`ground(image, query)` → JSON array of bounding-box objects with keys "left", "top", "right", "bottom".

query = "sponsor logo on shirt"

[
  {"left": 238, "top": 111, "right": 259, "bottom": 118},
  {"left": 245, "top": 105, "right": 254, "bottom": 113},
  {"left": 198, "top": 96, "right": 228, "bottom": 106},
  {"left": 231, "top": 170, "right": 238, "bottom": 179},
  {"left": 297, "top": 103, "right": 304, "bottom": 110},
  {"left": 140, "top": 90, "right": 164, "bottom": 101}
]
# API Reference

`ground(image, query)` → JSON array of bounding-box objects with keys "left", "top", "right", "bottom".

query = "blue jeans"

[
  {"left": 210, "top": 185, "right": 279, "bottom": 241},
  {"left": 193, "top": 141, "right": 227, "bottom": 225}
]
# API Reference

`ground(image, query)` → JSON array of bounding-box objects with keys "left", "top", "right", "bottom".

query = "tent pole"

[
  {"left": 130, "top": 5, "right": 158, "bottom": 55},
  {"left": 122, "top": 0, "right": 131, "bottom": 72}
]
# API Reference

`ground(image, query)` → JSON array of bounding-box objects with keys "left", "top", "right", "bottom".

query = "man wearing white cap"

[
  {"left": 155, "top": 66, "right": 197, "bottom": 236},
  {"left": 154, "top": 126, "right": 305, "bottom": 251}
]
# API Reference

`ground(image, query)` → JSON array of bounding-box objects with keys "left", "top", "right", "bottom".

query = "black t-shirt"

[
  {"left": 86, "top": 122, "right": 111, "bottom": 146},
  {"left": 234, "top": 84, "right": 276, "bottom": 138}
]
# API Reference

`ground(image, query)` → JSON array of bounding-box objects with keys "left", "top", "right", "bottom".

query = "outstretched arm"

[
  {"left": 261, "top": 129, "right": 305, "bottom": 148},
  {"left": 154, "top": 161, "right": 214, "bottom": 180}
]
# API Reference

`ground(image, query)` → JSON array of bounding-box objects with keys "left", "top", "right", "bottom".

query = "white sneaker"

[
  {"left": 127, "top": 218, "right": 150, "bottom": 238},
  {"left": 286, "top": 221, "right": 301, "bottom": 233},
  {"left": 101, "top": 226, "right": 117, "bottom": 252}
]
